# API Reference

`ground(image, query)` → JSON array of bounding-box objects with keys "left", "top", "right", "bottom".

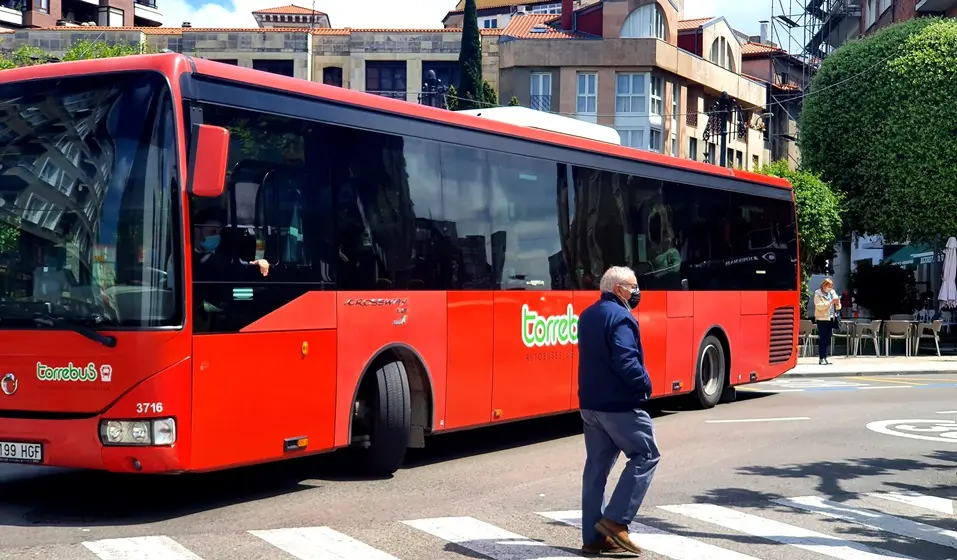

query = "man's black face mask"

[{"left": 625, "top": 288, "right": 641, "bottom": 309}]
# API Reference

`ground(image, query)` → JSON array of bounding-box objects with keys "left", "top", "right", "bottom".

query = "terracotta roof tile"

[
  {"left": 742, "top": 41, "right": 782, "bottom": 55},
  {"left": 252, "top": 4, "right": 326, "bottom": 15},
  {"left": 500, "top": 13, "right": 590, "bottom": 39},
  {"left": 677, "top": 17, "right": 714, "bottom": 31}
]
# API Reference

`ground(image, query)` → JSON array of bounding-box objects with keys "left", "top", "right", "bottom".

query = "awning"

[{"left": 885, "top": 244, "right": 930, "bottom": 267}]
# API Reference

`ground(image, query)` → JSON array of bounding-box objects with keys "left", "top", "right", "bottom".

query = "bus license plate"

[{"left": 0, "top": 441, "right": 42, "bottom": 463}]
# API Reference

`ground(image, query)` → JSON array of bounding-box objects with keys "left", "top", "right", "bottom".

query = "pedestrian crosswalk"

[{"left": 16, "top": 489, "right": 957, "bottom": 560}]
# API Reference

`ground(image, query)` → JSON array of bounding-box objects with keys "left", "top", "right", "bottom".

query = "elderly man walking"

[{"left": 576, "top": 265, "right": 660, "bottom": 556}]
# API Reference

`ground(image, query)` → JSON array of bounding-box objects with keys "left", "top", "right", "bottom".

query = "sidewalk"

[{"left": 785, "top": 355, "right": 957, "bottom": 378}]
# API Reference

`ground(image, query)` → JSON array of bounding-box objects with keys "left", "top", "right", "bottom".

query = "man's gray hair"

[{"left": 599, "top": 266, "right": 636, "bottom": 294}]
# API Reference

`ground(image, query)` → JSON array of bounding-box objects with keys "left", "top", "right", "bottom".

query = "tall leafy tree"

[
  {"left": 756, "top": 160, "right": 843, "bottom": 293},
  {"left": 456, "top": 0, "right": 484, "bottom": 110},
  {"left": 798, "top": 17, "right": 957, "bottom": 243}
]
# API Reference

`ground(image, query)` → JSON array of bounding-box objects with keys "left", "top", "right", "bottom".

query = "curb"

[{"left": 782, "top": 369, "right": 957, "bottom": 379}]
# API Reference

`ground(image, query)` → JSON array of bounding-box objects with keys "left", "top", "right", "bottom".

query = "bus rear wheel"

[
  {"left": 351, "top": 360, "right": 411, "bottom": 476},
  {"left": 692, "top": 334, "right": 726, "bottom": 409}
]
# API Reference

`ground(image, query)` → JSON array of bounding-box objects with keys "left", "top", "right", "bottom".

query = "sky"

[{"left": 159, "top": 0, "right": 772, "bottom": 36}]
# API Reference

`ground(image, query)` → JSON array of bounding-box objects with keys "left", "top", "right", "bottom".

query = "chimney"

[
  {"left": 561, "top": 0, "right": 573, "bottom": 31},
  {"left": 182, "top": 21, "right": 191, "bottom": 27},
  {"left": 759, "top": 20, "right": 769, "bottom": 44}
]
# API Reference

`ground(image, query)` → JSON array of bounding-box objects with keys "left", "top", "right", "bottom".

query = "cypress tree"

[{"left": 456, "top": 0, "right": 483, "bottom": 110}]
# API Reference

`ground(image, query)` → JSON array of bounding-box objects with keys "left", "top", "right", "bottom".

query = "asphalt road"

[{"left": 3, "top": 374, "right": 957, "bottom": 560}]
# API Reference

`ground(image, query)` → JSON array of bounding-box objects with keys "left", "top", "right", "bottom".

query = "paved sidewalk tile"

[{"left": 785, "top": 355, "right": 957, "bottom": 377}]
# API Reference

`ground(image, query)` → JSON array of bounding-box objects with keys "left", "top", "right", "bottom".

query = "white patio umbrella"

[{"left": 939, "top": 237, "right": 957, "bottom": 308}]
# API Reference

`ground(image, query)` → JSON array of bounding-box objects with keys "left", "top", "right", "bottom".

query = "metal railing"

[{"left": 530, "top": 94, "right": 551, "bottom": 112}]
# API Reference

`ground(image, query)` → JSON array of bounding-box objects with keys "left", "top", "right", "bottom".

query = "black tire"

[
  {"left": 693, "top": 334, "right": 727, "bottom": 409},
  {"left": 354, "top": 361, "right": 411, "bottom": 476}
]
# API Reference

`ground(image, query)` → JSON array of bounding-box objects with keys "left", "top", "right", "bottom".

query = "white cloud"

[{"left": 158, "top": 0, "right": 770, "bottom": 36}]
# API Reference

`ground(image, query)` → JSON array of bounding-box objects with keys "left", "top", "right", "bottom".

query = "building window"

[
  {"left": 752, "top": 154, "right": 760, "bottom": 170},
  {"left": 650, "top": 76, "right": 662, "bottom": 116},
  {"left": 530, "top": 3, "right": 561, "bottom": 14},
  {"left": 620, "top": 3, "right": 666, "bottom": 40},
  {"left": 423, "top": 61, "right": 459, "bottom": 94},
  {"left": 366, "top": 61, "right": 407, "bottom": 100},
  {"left": 482, "top": 18, "right": 498, "bottom": 28},
  {"left": 530, "top": 72, "right": 552, "bottom": 112},
  {"left": 671, "top": 133, "right": 678, "bottom": 157},
  {"left": 615, "top": 73, "right": 646, "bottom": 114},
  {"left": 576, "top": 72, "right": 597, "bottom": 115},
  {"left": 33, "top": 0, "right": 48, "bottom": 12},
  {"left": 689, "top": 137, "right": 698, "bottom": 161},
  {"left": 736, "top": 150, "right": 743, "bottom": 169},
  {"left": 617, "top": 128, "right": 646, "bottom": 150},
  {"left": 709, "top": 37, "right": 735, "bottom": 72},
  {"left": 866, "top": 0, "right": 877, "bottom": 27},
  {"left": 323, "top": 67, "right": 343, "bottom": 87},
  {"left": 252, "top": 59, "right": 295, "bottom": 77},
  {"left": 650, "top": 129, "right": 662, "bottom": 153}
]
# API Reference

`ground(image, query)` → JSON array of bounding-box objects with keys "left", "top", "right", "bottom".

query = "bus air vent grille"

[{"left": 769, "top": 305, "right": 795, "bottom": 364}]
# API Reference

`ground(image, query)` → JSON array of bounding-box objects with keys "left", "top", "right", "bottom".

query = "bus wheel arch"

[
  {"left": 348, "top": 344, "right": 433, "bottom": 476},
  {"left": 691, "top": 326, "right": 732, "bottom": 409}
]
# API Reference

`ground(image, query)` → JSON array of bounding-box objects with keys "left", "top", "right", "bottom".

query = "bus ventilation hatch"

[{"left": 769, "top": 306, "right": 796, "bottom": 364}]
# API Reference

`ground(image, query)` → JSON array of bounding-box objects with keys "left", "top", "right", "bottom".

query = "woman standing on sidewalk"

[{"left": 814, "top": 278, "right": 841, "bottom": 365}]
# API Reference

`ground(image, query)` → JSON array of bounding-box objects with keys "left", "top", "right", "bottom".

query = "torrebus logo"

[
  {"left": 36, "top": 362, "right": 99, "bottom": 382},
  {"left": 522, "top": 304, "right": 579, "bottom": 348}
]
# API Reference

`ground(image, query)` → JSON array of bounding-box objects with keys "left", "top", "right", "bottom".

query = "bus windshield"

[{"left": 0, "top": 71, "right": 181, "bottom": 332}]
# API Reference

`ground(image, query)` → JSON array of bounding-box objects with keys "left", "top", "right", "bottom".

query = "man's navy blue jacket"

[{"left": 577, "top": 292, "right": 653, "bottom": 412}]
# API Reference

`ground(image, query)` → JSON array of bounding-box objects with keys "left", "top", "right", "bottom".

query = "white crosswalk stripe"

[{"left": 63, "top": 489, "right": 957, "bottom": 560}]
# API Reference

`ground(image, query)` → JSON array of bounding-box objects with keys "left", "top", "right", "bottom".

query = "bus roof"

[
  {"left": 455, "top": 107, "right": 623, "bottom": 146},
  {"left": 0, "top": 53, "right": 792, "bottom": 191}
]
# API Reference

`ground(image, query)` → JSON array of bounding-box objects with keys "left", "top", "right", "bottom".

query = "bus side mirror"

[{"left": 187, "top": 124, "right": 230, "bottom": 198}]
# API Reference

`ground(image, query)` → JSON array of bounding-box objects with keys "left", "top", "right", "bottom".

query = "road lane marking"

[
  {"left": 660, "top": 503, "right": 915, "bottom": 560},
  {"left": 866, "top": 491, "right": 955, "bottom": 516},
  {"left": 249, "top": 527, "right": 401, "bottom": 560},
  {"left": 854, "top": 377, "right": 926, "bottom": 386},
  {"left": 82, "top": 536, "right": 203, "bottom": 560},
  {"left": 777, "top": 496, "right": 957, "bottom": 550},
  {"left": 705, "top": 417, "right": 810, "bottom": 424},
  {"left": 737, "top": 387, "right": 804, "bottom": 393},
  {"left": 937, "top": 410, "right": 957, "bottom": 414},
  {"left": 857, "top": 386, "right": 911, "bottom": 390},
  {"left": 865, "top": 419, "right": 957, "bottom": 443},
  {"left": 538, "top": 510, "right": 760, "bottom": 560},
  {"left": 403, "top": 516, "right": 581, "bottom": 559}
]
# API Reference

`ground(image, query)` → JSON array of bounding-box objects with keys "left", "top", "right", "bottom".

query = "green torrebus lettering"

[
  {"left": 36, "top": 362, "right": 98, "bottom": 382},
  {"left": 522, "top": 304, "right": 579, "bottom": 348}
]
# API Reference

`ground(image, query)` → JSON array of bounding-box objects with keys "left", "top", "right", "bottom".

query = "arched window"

[
  {"left": 709, "top": 37, "right": 736, "bottom": 72},
  {"left": 620, "top": 3, "right": 666, "bottom": 40}
]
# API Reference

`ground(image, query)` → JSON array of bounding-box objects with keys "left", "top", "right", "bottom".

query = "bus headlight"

[{"left": 99, "top": 418, "right": 176, "bottom": 446}]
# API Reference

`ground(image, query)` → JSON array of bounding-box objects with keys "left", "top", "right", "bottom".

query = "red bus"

[{"left": 0, "top": 53, "right": 799, "bottom": 476}]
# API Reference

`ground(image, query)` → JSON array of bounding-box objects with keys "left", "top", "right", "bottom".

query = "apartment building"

[
  {"left": 0, "top": 4, "right": 501, "bottom": 102},
  {"left": 0, "top": 0, "right": 161, "bottom": 31},
  {"left": 442, "top": 0, "right": 592, "bottom": 30},
  {"left": 807, "top": 0, "right": 955, "bottom": 57},
  {"left": 495, "top": 0, "right": 767, "bottom": 168}
]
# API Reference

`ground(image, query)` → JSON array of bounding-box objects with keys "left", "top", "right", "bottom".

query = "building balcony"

[
  {"left": 133, "top": 0, "right": 161, "bottom": 25},
  {"left": 0, "top": 2, "right": 22, "bottom": 27},
  {"left": 916, "top": 0, "right": 957, "bottom": 12}
]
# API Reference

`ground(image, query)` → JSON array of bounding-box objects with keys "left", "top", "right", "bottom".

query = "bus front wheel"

[
  {"left": 351, "top": 360, "right": 411, "bottom": 476},
  {"left": 693, "top": 334, "right": 726, "bottom": 409}
]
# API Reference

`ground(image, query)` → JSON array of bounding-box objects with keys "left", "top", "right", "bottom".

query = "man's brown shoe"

[
  {"left": 581, "top": 536, "right": 625, "bottom": 555},
  {"left": 595, "top": 518, "right": 642, "bottom": 554}
]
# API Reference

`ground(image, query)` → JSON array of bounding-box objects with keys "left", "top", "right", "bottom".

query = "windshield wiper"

[{"left": 32, "top": 315, "right": 117, "bottom": 348}]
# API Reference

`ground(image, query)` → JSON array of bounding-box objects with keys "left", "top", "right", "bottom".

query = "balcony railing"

[
  {"left": 367, "top": 90, "right": 408, "bottom": 101},
  {"left": 530, "top": 94, "right": 551, "bottom": 112}
]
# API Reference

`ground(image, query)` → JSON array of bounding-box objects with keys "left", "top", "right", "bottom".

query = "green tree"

[
  {"left": 445, "top": 84, "right": 459, "bottom": 110},
  {"left": 0, "top": 45, "right": 54, "bottom": 69},
  {"left": 456, "top": 0, "right": 483, "bottom": 110},
  {"left": 756, "top": 160, "right": 844, "bottom": 293},
  {"left": 508, "top": 95, "right": 521, "bottom": 106},
  {"left": 62, "top": 39, "right": 153, "bottom": 61},
  {"left": 798, "top": 17, "right": 957, "bottom": 243}
]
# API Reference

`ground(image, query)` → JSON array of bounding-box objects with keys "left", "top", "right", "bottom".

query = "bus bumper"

[{"left": 0, "top": 358, "right": 191, "bottom": 473}]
